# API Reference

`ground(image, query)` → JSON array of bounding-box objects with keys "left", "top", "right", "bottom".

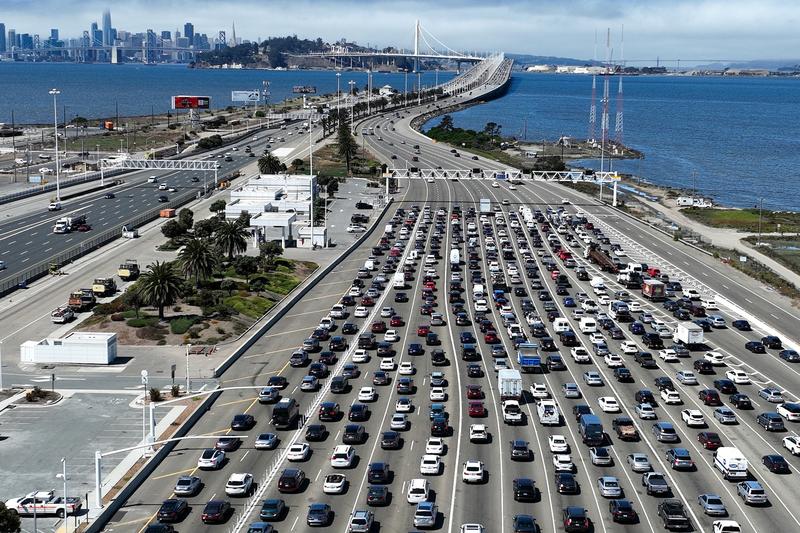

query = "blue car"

[
  {"left": 563, "top": 297, "right": 576, "bottom": 307},
  {"left": 247, "top": 523, "right": 274, "bottom": 533},
  {"left": 628, "top": 321, "right": 645, "bottom": 335}
]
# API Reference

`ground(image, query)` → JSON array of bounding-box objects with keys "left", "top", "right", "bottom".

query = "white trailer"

[
  {"left": 673, "top": 323, "right": 704, "bottom": 346},
  {"left": 498, "top": 369, "right": 523, "bottom": 400}
]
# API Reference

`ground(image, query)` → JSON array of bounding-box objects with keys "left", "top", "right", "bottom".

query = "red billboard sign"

[{"left": 172, "top": 95, "right": 211, "bottom": 109}]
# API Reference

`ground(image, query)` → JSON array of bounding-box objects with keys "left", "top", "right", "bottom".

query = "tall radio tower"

[
  {"left": 614, "top": 25, "right": 624, "bottom": 145},
  {"left": 588, "top": 31, "right": 597, "bottom": 143}
]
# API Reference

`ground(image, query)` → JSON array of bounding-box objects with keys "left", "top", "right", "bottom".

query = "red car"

[
  {"left": 698, "top": 389, "right": 722, "bottom": 406},
  {"left": 371, "top": 321, "right": 387, "bottom": 333},
  {"left": 361, "top": 296, "right": 375, "bottom": 307},
  {"left": 466, "top": 385, "right": 483, "bottom": 400},
  {"left": 484, "top": 331, "right": 499, "bottom": 344},
  {"left": 389, "top": 248, "right": 401, "bottom": 257},
  {"left": 468, "top": 401, "right": 486, "bottom": 417},
  {"left": 390, "top": 315, "right": 404, "bottom": 327},
  {"left": 698, "top": 431, "right": 723, "bottom": 450},
  {"left": 424, "top": 281, "right": 436, "bottom": 290},
  {"left": 417, "top": 324, "right": 431, "bottom": 336}
]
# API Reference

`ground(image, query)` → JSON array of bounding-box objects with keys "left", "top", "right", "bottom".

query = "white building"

[
  {"left": 526, "top": 64, "right": 554, "bottom": 72},
  {"left": 379, "top": 84, "right": 396, "bottom": 97},
  {"left": 21, "top": 332, "right": 118, "bottom": 365}
]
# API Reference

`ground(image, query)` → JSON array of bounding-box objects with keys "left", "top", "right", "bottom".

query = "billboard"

[
  {"left": 172, "top": 95, "right": 211, "bottom": 109},
  {"left": 231, "top": 90, "right": 261, "bottom": 103},
  {"left": 292, "top": 85, "right": 317, "bottom": 94}
]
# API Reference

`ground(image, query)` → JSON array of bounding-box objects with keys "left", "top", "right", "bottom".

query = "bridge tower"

[
  {"left": 614, "top": 25, "right": 624, "bottom": 146},
  {"left": 414, "top": 19, "right": 420, "bottom": 73}
]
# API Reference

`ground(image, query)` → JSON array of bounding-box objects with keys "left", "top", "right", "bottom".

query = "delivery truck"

[
  {"left": 642, "top": 279, "right": 666, "bottom": 301},
  {"left": 498, "top": 369, "right": 523, "bottom": 400},
  {"left": 673, "top": 322, "right": 704, "bottom": 346},
  {"left": 516, "top": 342, "right": 541, "bottom": 373}
]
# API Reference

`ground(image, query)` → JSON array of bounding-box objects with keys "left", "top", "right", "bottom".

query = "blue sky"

[{"left": 2, "top": 0, "right": 799, "bottom": 62}]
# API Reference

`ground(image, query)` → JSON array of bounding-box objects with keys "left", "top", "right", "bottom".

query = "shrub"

[
  {"left": 171, "top": 385, "right": 181, "bottom": 398},
  {"left": 136, "top": 325, "right": 166, "bottom": 341},
  {"left": 110, "top": 313, "right": 125, "bottom": 321},
  {"left": 127, "top": 316, "right": 159, "bottom": 328},
  {"left": 173, "top": 305, "right": 182, "bottom": 312},
  {"left": 149, "top": 388, "right": 162, "bottom": 402},
  {"left": 188, "top": 328, "right": 201, "bottom": 339},
  {"left": 157, "top": 339, "right": 167, "bottom": 345},
  {"left": 170, "top": 316, "right": 196, "bottom": 335},
  {"left": 216, "top": 326, "right": 226, "bottom": 334},
  {"left": 93, "top": 299, "right": 128, "bottom": 316}
]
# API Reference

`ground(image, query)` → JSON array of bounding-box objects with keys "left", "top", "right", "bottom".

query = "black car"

[
  {"left": 318, "top": 402, "right": 340, "bottom": 421},
  {"left": 746, "top": 340, "right": 766, "bottom": 353},
  {"left": 614, "top": 367, "right": 633, "bottom": 382},
  {"left": 342, "top": 423, "right": 367, "bottom": 444},
  {"left": 467, "top": 364, "right": 483, "bottom": 377},
  {"left": 563, "top": 506, "right": 591, "bottom": 533},
  {"left": 380, "top": 430, "right": 401, "bottom": 449},
  {"left": 201, "top": 500, "right": 231, "bottom": 524},
  {"left": 230, "top": 414, "right": 255, "bottom": 430},
  {"left": 431, "top": 349, "right": 447, "bottom": 366},
  {"left": 671, "top": 344, "right": 690, "bottom": 358},
  {"left": 573, "top": 404, "right": 593, "bottom": 421},
  {"left": 732, "top": 319, "right": 751, "bottom": 331},
  {"left": 654, "top": 377, "right": 674, "bottom": 391},
  {"left": 157, "top": 499, "right": 188, "bottom": 522},
  {"left": 547, "top": 354, "right": 567, "bottom": 371},
  {"left": 634, "top": 389, "right": 657, "bottom": 405},
  {"left": 555, "top": 472, "right": 579, "bottom": 494},
  {"left": 309, "top": 362, "right": 329, "bottom": 378},
  {"left": 673, "top": 308, "right": 691, "bottom": 320},
  {"left": 215, "top": 436, "right": 241, "bottom": 451},
  {"left": 305, "top": 424, "right": 327, "bottom": 441},
  {"left": 763, "top": 454, "right": 791, "bottom": 473},
  {"left": 560, "top": 331, "right": 579, "bottom": 347},
  {"left": 540, "top": 337, "right": 557, "bottom": 351},
  {"left": 693, "top": 359, "right": 714, "bottom": 374},
  {"left": 306, "top": 503, "right": 332, "bottom": 526},
  {"left": 319, "top": 351, "right": 337, "bottom": 365},
  {"left": 366, "top": 485, "right": 390, "bottom": 506},
  {"left": 714, "top": 379, "right": 737, "bottom": 394},
  {"left": 341, "top": 323, "right": 359, "bottom": 335},
  {"left": 780, "top": 350, "right": 800, "bottom": 362},
  {"left": 628, "top": 322, "right": 645, "bottom": 335},
  {"left": 158, "top": 195, "right": 169, "bottom": 203},
  {"left": 329, "top": 336, "right": 348, "bottom": 351},
  {"left": 144, "top": 526, "right": 175, "bottom": 533},
  {"left": 277, "top": 468, "right": 305, "bottom": 493},
  {"left": 104, "top": 192, "right": 116, "bottom": 199},
  {"left": 394, "top": 292, "right": 409, "bottom": 303},
  {"left": 409, "top": 343, "right": 424, "bottom": 355},
  {"left": 510, "top": 439, "right": 532, "bottom": 461},
  {"left": 267, "top": 376, "right": 288, "bottom": 389},
  {"left": 356, "top": 201, "right": 373, "bottom": 209},
  {"left": 396, "top": 377, "right": 415, "bottom": 394},
  {"left": 760, "top": 335, "right": 782, "bottom": 349},
  {"left": 513, "top": 514, "right": 537, "bottom": 533},
  {"left": 729, "top": 393, "right": 752, "bottom": 409},
  {"left": 330, "top": 376, "right": 349, "bottom": 393},
  {"left": 348, "top": 404, "right": 369, "bottom": 422},
  {"left": 367, "top": 462, "right": 390, "bottom": 484},
  {"left": 372, "top": 370, "right": 390, "bottom": 386},
  {"left": 513, "top": 477, "right": 537, "bottom": 501},
  {"left": 609, "top": 499, "right": 638, "bottom": 523}
]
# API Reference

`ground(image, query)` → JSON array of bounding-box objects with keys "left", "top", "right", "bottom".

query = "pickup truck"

[
  {"left": 642, "top": 472, "right": 670, "bottom": 496},
  {"left": 502, "top": 400, "right": 523, "bottom": 425},
  {"left": 50, "top": 306, "right": 75, "bottom": 324},
  {"left": 658, "top": 500, "right": 690, "bottom": 530},
  {"left": 5, "top": 490, "right": 82, "bottom": 517},
  {"left": 612, "top": 417, "right": 639, "bottom": 440}
]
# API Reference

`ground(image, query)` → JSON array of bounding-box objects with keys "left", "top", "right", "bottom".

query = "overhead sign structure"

[
  {"left": 231, "top": 90, "right": 261, "bottom": 103},
  {"left": 172, "top": 95, "right": 211, "bottom": 109}
]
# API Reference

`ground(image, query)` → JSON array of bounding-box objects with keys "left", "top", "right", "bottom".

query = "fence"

[{"left": 0, "top": 167, "right": 128, "bottom": 205}]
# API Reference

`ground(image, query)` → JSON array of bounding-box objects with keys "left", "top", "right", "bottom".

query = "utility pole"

[
  {"left": 757, "top": 198, "right": 764, "bottom": 245},
  {"left": 11, "top": 110, "right": 16, "bottom": 183}
]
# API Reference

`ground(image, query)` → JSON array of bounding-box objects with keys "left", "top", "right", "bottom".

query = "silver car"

[
  {"left": 626, "top": 453, "right": 651, "bottom": 472},
  {"left": 173, "top": 475, "right": 201, "bottom": 496},
  {"left": 597, "top": 476, "right": 622, "bottom": 498},
  {"left": 698, "top": 493, "right": 727, "bottom": 516},
  {"left": 413, "top": 501, "right": 438, "bottom": 528}
]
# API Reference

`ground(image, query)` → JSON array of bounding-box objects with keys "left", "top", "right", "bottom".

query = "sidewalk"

[{"left": 638, "top": 197, "right": 800, "bottom": 289}]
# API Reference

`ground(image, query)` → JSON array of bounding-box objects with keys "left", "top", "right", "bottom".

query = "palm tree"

[
  {"left": 178, "top": 238, "right": 217, "bottom": 287},
  {"left": 258, "top": 153, "right": 283, "bottom": 174},
  {"left": 215, "top": 220, "right": 249, "bottom": 261},
  {"left": 136, "top": 261, "right": 183, "bottom": 320}
]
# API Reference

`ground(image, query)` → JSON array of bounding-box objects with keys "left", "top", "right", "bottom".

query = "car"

[
  {"left": 562, "top": 382, "right": 581, "bottom": 398},
  {"left": 398, "top": 362, "right": 415, "bottom": 375},
  {"left": 277, "top": 467, "right": 306, "bottom": 493},
  {"left": 157, "top": 499, "right": 189, "bottom": 522},
  {"left": 306, "top": 503, "right": 332, "bottom": 526},
  {"left": 694, "top": 359, "right": 714, "bottom": 374},
  {"left": 763, "top": 454, "right": 791, "bottom": 473},
  {"left": 358, "top": 387, "right": 377, "bottom": 402},
  {"left": 287, "top": 443, "right": 310, "bottom": 461},
  {"left": 468, "top": 401, "right": 486, "bottom": 417},
  {"left": 372, "top": 370, "right": 390, "bottom": 386},
  {"left": 681, "top": 409, "right": 706, "bottom": 427},
  {"left": 614, "top": 367, "right": 633, "bottom": 382},
  {"left": 430, "top": 387, "right": 447, "bottom": 401},
  {"left": 609, "top": 499, "right": 638, "bottom": 523},
  {"left": 583, "top": 371, "right": 603, "bottom": 386},
  {"left": 780, "top": 349, "right": 800, "bottom": 362},
  {"left": 305, "top": 424, "right": 327, "bottom": 441},
  {"left": 698, "top": 431, "right": 724, "bottom": 450},
  {"left": 259, "top": 498, "right": 286, "bottom": 520},
  {"left": 782, "top": 435, "right": 800, "bottom": 454},
  {"left": 737, "top": 480, "right": 767, "bottom": 505},
  {"left": 467, "top": 364, "right": 483, "bottom": 377},
  {"left": 367, "top": 462, "right": 391, "bottom": 484},
  {"left": 420, "top": 454, "right": 441, "bottom": 475},
  {"left": 730, "top": 393, "right": 752, "bottom": 409},
  {"left": 563, "top": 506, "right": 591, "bottom": 532},
  {"left": 158, "top": 195, "right": 169, "bottom": 203},
  {"left": 711, "top": 407, "right": 736, "bottom": 424},
  {"left": 323, "top": 473, "right": 347, "bottom": 494},
  {"left": 714, "top": 378, "right": 737, "bottom": 394},
  {"left": 513, "top": 514, "right": 537, "bottom": 533},
  {"left": 380, "top": 430, "right": 402, "bottom": 450},
  {"left": 198, "top": 448, "right": 225, "bottom": 469},
  {"left": 676, "top": 370, "right": 698, "bottom": 385},
  {"left": 413, "top": 501, "right": 438, "bottom": 528},
  {"left": 258, "top": 386, "right": 279, "bottom": 403},
  {"left": 746, "top": 340, "right": 766, "bottom": 353},
  {"left": 553, "top": 454, "right": 574, "bottom": 472},
  {"left": 659, "top": 349, "right": 679, "bottom": 362},
  {"left": 777, "top": 402, "right": 800, "bottom": 421},
  {"left": 598, "top": 396, "right": 621, "bottom": 413},
  {"left": 635, "top": 403, "right": 657, "bottom": 419},
  {"left": 201, "top": 500, "right": 231, "bottom": 524},
  {"left": 549, "top": 435, "right": 569, "bottom": 453},
  {"left": 660, "top": 389, "right": 682, "bottom": 404},
  {"left": 366, "top": 485, "right": 390, "bottom": 506},
  {"left": 425, "top": 437, "right": 445, "bottom": 455},
  {"left": 759, "top": 387, "right": 784, "bottom": 403},
  {"left": 597, "top": 476, "right": 622, "bottom": 498},
  {"left": 604, "top": 353, "right": 624, "bottom": 368},
  {"left": 627, "top": 453, "right": 651, "bottom": 472},
  {"left": 699, "top": 389, "right": 722, "bottom": 406},
  {"left": 469, "top": 424, "right": 489, "bottom": 443},
  {"left": 513, "top": 477, "right": 537, "bottom": 501},
  {"left": 300, "top": 375, "right": 319, "bottom": 391},
  {"left": 172, "top": 474, "right": 202, "bottom": 497},
  {"left": 343, "top": 424, "right": 366, "bottom": 444},
  {"left": 225, "top": 473, "right": 254, "bottom": 496},
  {"left": 462, "top": 459, "right": 485, "bottom": 483},
  {"left": 666, "top": 448, "right": 695, "bottom": 470},
  {"left": 698, "top": 493, "right": 728, "bottom": 516},
  {"left": 653, "top": 422, "right": 679, "bottom": 442},
  {"left": 348, "top": 509, "right": 374, "bottom": 532},
  {"left": 390, "top": 412, "right": 408, "bottom": 430},
  {"left": 704, "top": 351, "right": 726, "bottom": 365}
]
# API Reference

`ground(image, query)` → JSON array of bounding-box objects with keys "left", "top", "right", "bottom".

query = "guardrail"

[{"left": 0, "top": 168, "right": 128, "bottom": 206}]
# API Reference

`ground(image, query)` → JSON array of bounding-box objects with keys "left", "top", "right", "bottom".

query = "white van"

[
  {"left": 364, "top": 259, "right": 375, "bottom": 271},
  {"left": 472, "top": 284, "right": 485, "bottom": 300},
  {"left": 553, "top": 318, "right": 571, "bottom": 334},
  {"left": 579, "top": 317, "right": 597, "bottom": 334}
]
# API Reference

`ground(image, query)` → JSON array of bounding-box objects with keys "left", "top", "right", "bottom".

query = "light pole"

[
  {"left": 336, "top": 73, "right": 341, "bottom": 128},
  {"left": 417, "top": 71, "right": 422, "bottom": 105},
  {"left": 367, "top": 70, "right": 372, "bottom": 116},
  {"left": 348, "top": 80, "right": 355, "bottom": 135},
  {"left": 49, "top": 88, "right": 61, "bottom": 202},
  {"left": 757, "top": 198, "right": 764, "bottom": 245},
  {"left": 141, "top": 370, "right": 149, "bottom": 444},
  {"left": 56, "top": 458, "right": 68, "bottom": 525},
  {"left": 185, "top": 344, "right": 191, "bottom": 393},
  {"left": 404, "top": 69, "right": 408, "bottom": 107}
]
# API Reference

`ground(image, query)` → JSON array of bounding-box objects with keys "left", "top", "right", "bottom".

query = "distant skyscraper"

[
  {"left": 50, "top": 29, "right": 59, "bottom": 42},
  {"left": 102, "top": 9, "right": 112, "bottom": 45},
  {"left": 184, "top": 22, "right": 194, "bottom": 45},
  {"left": 161, "top": 31, "right": 171, "bottom": 41},
  {"left": 8, "top": 29, "right": 16, "bottom": 50},
  {"left": 0, "top": 24, "right": 6, "bottom": 52}
]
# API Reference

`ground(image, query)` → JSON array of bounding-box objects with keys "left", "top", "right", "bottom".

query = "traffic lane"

[{"left": 499, "top": 186, "right": 795, "bottom": 532}]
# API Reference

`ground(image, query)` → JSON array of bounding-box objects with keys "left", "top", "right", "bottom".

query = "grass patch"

[
  {"left": 262, "top": 271, "right": 301, "bottom": 295},
  {"left": 742, "top": 236, "right": 800, "bottom": 277},
  {"left": 223, "top": 295, "right": 274, "bottom": 319},
  {"left": 127, "top": 316, "right": 160, "bottom": 328},
  {"left": 170, "top": 316, "right": 198, "bottom": 335},
  {"left": 682, "top": 207, "right": 800, "bottom": 233},
  {"left": 121, "top": 309, "right": 139, "bottom": 319}
]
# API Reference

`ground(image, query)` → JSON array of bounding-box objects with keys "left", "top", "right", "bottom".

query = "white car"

[
  {"left": 353, "top": 349, "right": 370, "bottom": 363},
  {"left": 588, "top": 332, "right": 605, "bottom": 344},
  {"left": 354, "top": 306, "right": 369, "bottom": 318},
  {"left": 548, "top": 435, "right": 569, "bottom": 453},
  {"left": 681, "top": 409, "right": 706, "bottom": 427},
  {"left": 323, "top": 473, "right": 347, "bottom": 494},
  {"left": 426, "top": 437, "right": 445, "bottom": 455},
  {"left": 330, "top": 445, "right": 355, "bottom": 468},
  {"left": 628, "top": 301, "right": 642, "bottom": 312},
  {"left": 704, "top": 351, "right": 726, "bottom": 365},
  {"left": 474, "top": 299, "right": 489, "bottom": 312},
  {"left": 287, "top": 442, "right": 310, "bottom": 461},
  {"left": 491, "top": 182, "right": 500, "bottom": 188},
  {"left": 462, "top": 460, "right": 485, "bottom": 483},
  {"left": 597, "top": 294, "right": 611, "bottom": 306},
  {"left": 380, "top": 306, "right": 394, "bottom": 317},
  {"left": 380, "top": 358, "right": 396, "bottom": 371},
  {"left": 348, "top": 286, "right": 362, "bottom": 297},
  {"left": 552, "top": 454, "right": 574, "bottom": 472},
  {"left": 659, "top": 349, "right": 679, "bottom": 362},
  {"left": 430, "top": 387, "right": 447, "bottom": 401},
  {"left": 225, "top": 472, "right": 254, "bottom": 496},
  {"left": 777, "top": 403, "right": 800, "bottom": 421},
  {"left": 712, "top": 520, "right": 741, "bottom": 533},
  {"left": 347, "top": 225, "right": 367, "bottom": 233},
  {"left": 396, "top": 398, "right": 413, "bottom": 413},
  {"left": 598, "top": 396, "right": 620, "bottom": 413},
  {"left": 319, "top": 316, "right": 336, "bottom": 329},
  {"left": 398, "top": 362, "right": 416, "bottom": 375},
  {"left": 531, "top": 383, "right": 549, "bottom": 399},
  {"left": 604, "top": 353, "right": 624, "bottom": 368},
  {"left": 469, "top": 424, "right": 489, "bottom": 442},
  {"left": 661, "top": 389, "right": 682, "bottom": 405},
  {"left": 407, "top": 478, "right": 430, "bottom": 503},
  {"left": 384, "top": 330, "right": 399, "bottom": 342},
  {"left": 420, "top": 454, "right": 441, "bottom": 475},
  {"left": 358, "top": 387, "right": 376, "bottom": 402},
  {"left": 571, "top": 347, "right": 591, "bottom": 363},
  {"left": 197, "top": 448, "right": 225, "bottom": 469},
  {"left": 725, "top": 370, "right": 750, "bottom": 384},
  {"left": 782, "top": 436, "right": 800, "bottom": 455},
  {"left": 390, "top": 412, "right": 408, "bottom": 430},
  {"left": 158, "top": 182, "right": 168, "bottom": 190},
  {"left": 621, "top": 341, "right": 639, "bottom": 355}
]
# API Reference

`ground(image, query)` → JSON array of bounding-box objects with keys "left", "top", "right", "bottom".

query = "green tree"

[
  {"left": 259, "top": 240, "right": 283, "bottom": 268},
  {"left": 216, "top": 220, "right": 249, "bottom": 261},
  {"left": 193, "top": 218, "right": 221, "bottom": 239},
  {"left": 178, "top": 208, "right": 194, "bottom": 230},
  {"left": 234, "top": 255, "right": 259, "bottom": 282},
  {"left": 178, "top": 238, "right": 217, "bottom": 287},
  {"left": 210, "top": 199, "right": 227, "bottom": 218},
  {"left": 291, "top": 158, "right": 305, "bottom": 169},
  {"left": 336, "top": 121, "right": 358, "bottom": 173},
  {"left": 258, "top": 153, "right": 284, "bottom": 174},
  {"left": 123, "top": 288, "right": 144, "bottom": 319},
  {"left": 161, "top": 219, "right": 186, "bottom": 240},
  {"left": 221, "top": 279, "right": 237, "bottom": 296},
  {"left": 136, "top": 261, "right": 183, "bottom": 320},
  {"left": 236, "top": 212, "right": 251, "bottom": 229},
  {"left": 483, "top": 121, "right": 502, "bottom": 138},
  {"left": 0, "top": 501, "right": 21, "bottom": 532},
  {"left": 439, "top": 114, "right": 454, "bottom": 132},
  {"left": 254, "top": 110, "right": 265, "bottom": 118},
  {"left": 325, "top": 180, "right": 339, "bottom": 197}
]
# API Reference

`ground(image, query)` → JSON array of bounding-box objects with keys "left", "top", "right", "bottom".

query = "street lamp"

[
  {"left": 367, "top": 70, "right": 372, "bottom": 116},
  {"left": 56, "top": 458, "right": 68, "bottom": 525},
  {"left": 336, "top": 73, "right": 341, "bottom": 128},
  {"left": 49, "top": 88, "right": 61, "bottom": 202},
  {"left": 404, "top": 69, "right": 408, "bottom": 107},
  {"left": 348, "top": 80, "right": 356, "bottom": 135},
  {"left": 185, "top": 343, "right": 191, "bottom": 393}
]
